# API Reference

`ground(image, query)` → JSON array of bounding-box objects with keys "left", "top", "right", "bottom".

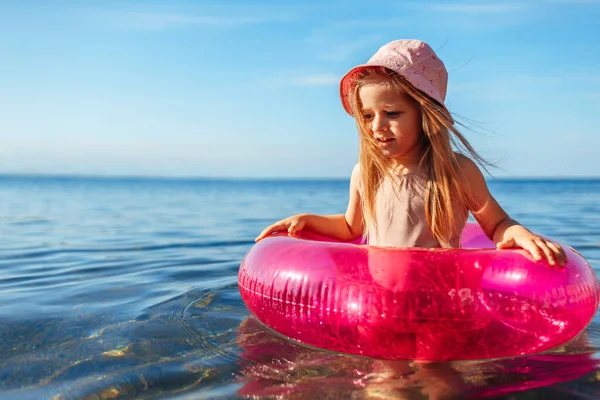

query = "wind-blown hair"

[{"left": 348, "top": 66, "right": 488, "bottom": 248}]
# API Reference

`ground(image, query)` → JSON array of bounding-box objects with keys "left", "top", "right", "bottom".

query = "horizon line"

[{"left": 1, "top": 172, "right": 599, "bottom": 182}]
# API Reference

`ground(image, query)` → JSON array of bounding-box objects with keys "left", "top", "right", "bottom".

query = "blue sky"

[{"left": 1, "top": 0, "right": 598, "bottom": 178}]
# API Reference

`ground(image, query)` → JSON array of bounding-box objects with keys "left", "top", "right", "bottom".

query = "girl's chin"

[{"left": 379, "top": 149, "right": 402, "bottom": 158}]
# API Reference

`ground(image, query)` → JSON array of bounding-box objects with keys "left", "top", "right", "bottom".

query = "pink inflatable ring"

[{"left": 238, "top": 223, "right": 600, "bottom": 361}]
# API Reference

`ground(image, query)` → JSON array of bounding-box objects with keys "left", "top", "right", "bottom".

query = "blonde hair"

[{"left": 349, "top": 67, "right": 488, "bottom": 248}]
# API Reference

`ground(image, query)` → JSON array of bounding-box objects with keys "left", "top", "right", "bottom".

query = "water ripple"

[
  {"left": 0, "top": 177, "right": 599, "bottom": 399},
  {"left": 2, "top": 240, "right": 254, "bottom": 261}
]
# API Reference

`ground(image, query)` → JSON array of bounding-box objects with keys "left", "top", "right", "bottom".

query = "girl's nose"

[{"left": 372, "top": 115, "right": 389, "bottom": 133}]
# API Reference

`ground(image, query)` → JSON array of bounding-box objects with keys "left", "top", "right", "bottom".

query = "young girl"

[{"left": 255, "top": 39, "right": 566, "bottom": 267}]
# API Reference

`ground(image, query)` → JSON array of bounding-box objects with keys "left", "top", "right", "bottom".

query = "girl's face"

[{"left": 358, "top": 77, "right": 424, "bottom": 168}]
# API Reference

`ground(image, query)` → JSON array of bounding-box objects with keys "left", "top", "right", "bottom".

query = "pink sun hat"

[{"left": 340, "top": 39, "right": 450, "bottom": 116}]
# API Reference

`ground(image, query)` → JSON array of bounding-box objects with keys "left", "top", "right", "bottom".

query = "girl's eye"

[{"left": 362, "top": 111, "right": 401, "bottom": 120}]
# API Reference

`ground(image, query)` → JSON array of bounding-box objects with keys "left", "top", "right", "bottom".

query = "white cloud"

[
  {"left": 404, "top": 2, "right": 525, "bottom": 13},
  {"left": 319, "top": 35, "right": 384, "bottom": 62},
  {"left": 545, "top": 0, "right": 600, "bottom": 4},
  {"left": 303, "top": 27, "right": 384, "bottom": 62},
  {"left": 378, "top": 2, "right": 538, "bottom": 32},
  {"left": 82, "top": 8, "right": 295, "bottom": 31},
  {"left": 572, "top": 75, "right": 600, "bottom": 84},
  {"left": 111, "top": 12, "right": 264, "bottom": 30},
  {"left": 258, "top": 72, "right": 340, "bottom": 87},
  {"left": 321, "top": 18, "right": 408, "bottom": 30},
  {"left": 294, "top": 74, "right": 339, "bottom": 86},
  {"left": 450, "top": 74, "right": 561, "bottom": 102},
  {"left": 582, "top": 92, "right": 600, "bottom": 101}
]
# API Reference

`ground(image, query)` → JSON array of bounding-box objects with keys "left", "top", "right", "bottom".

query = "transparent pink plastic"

[{"left": 238, "top": 223, "right": 600, "bottom": 361}]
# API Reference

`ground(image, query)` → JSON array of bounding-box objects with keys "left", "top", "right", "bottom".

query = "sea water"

[{"left": 0, "top": 175, "right": 599, "bottom": 399}]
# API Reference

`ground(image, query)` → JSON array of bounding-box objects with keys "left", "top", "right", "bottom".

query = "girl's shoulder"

[
  {"left": 351, "top": 162, "right": 362, "bottom": 192},
  {"left": 455, "top": 153, "right": 482, "bottom": 179},
  {"left": 453, "top": 153, "right": 489, "bottom": 200}
]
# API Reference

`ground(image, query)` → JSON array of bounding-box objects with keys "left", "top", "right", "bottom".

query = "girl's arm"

[
  {"left": 255, "top": 164, "right": 364, "bottom": 242},
  {"left": 458, "top": 155, "right": 567, "bottom": 266}
]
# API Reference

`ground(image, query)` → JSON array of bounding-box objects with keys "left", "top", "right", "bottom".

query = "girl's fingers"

[
  {"left": 254, "top": 228, "right": 271, "bottom": 242},
  {"left": 255, "top": 222, "right": 285, "bottom": 242},
  {"left": 499, "top": 235, "right": 568, "bottom": 268},
  {"left": 547, "top": 242, "right": 567, "bottom": 267},
  {"left": 535, "top": 239, "right": 556, "bottom": 266},
  {"left": 288, "top": 221, "right": 299, "bottom": 233},
  {"left": 520, "top": 239, "right": 543, "bottom": 262},
  {"left": 288, "top": 221, "right": 305, "bottom": 238}
]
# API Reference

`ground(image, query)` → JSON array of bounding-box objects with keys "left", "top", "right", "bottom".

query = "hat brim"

[
  {"left": 339, "top": 64, "right": 376, "bottom": 116},
  {"left": 339, "top": 64, "right": 451, "bottom": 122}
]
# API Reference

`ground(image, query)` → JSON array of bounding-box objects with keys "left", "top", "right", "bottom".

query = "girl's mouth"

[{"left": 376, "top": 137, "right": 395, "bottom": 143}]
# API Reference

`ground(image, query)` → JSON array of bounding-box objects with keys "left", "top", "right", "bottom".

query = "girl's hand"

[
  {"left": 496, "top": 224, "right": 568, "bottom": 267},
  {"left": 255, "top": 214, "right": 307, "bottom": 242}
]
